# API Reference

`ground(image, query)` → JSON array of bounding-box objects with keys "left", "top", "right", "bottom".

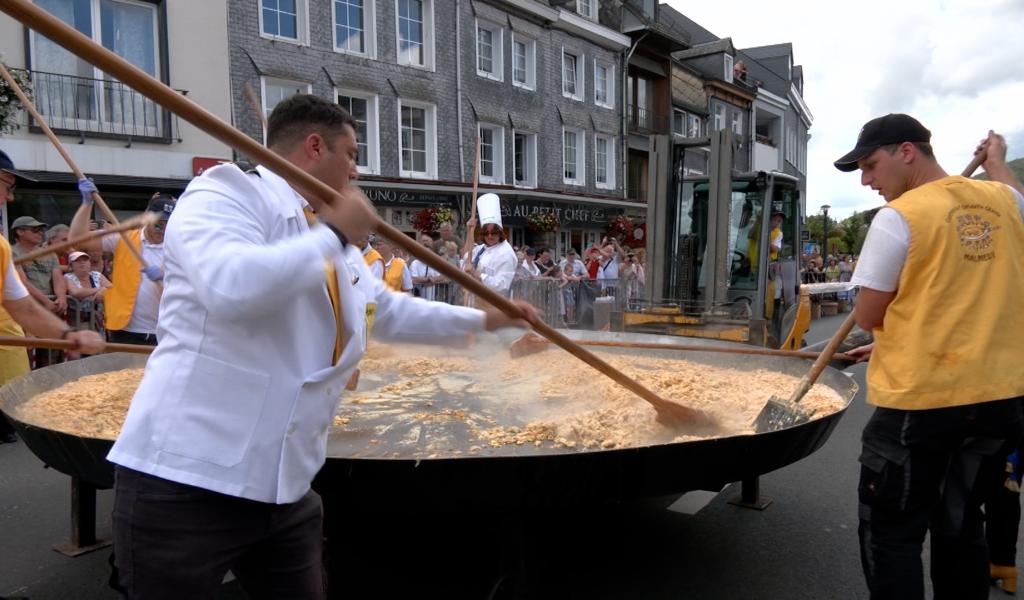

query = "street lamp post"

[{"left": 821, "top": 204, "right": 831, "bottom": 256}]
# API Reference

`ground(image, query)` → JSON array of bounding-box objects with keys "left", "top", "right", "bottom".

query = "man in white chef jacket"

[
  {"left": 464, "top": 193, "right": 518, "bottom": 297},
  {"left": 106, "top": 94, "right": 535, "bottom": 599}
]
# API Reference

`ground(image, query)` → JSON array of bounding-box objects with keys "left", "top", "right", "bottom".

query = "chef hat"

[{"left": 477, "top": 193, "right": 502, "bottom": 228}]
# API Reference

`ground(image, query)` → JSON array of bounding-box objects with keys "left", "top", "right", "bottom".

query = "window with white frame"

[
  {"left": 333, "top": 0, "right": 375, "bottom": 56},
  {"left": 688, "top": 114, "right": 703, "bottom": 138},
  {"left": 30, "top": 0, "right": 165, "bottom": 137},
  {"left": 478, "top": 124, "right": 505, "bottom": 184},
  {"left": 562, "top": 50, "right": 584, "bottom": 100},
  {"left": 397, "top": 0, "right": 433, "bottom": 68},
  {"left": 576, "top": 0, "right": 596, "bottom": 20},
  {"left": 513, "top": 131, "right": 537, "bottom": 187},
  {"left": 594, "top": 62, "right": 614, "bottom": 108},
  {"left": 260, "top": 0, "right": 309, "bottom": 44},
  {"left": 512, "top": 34, "right": 536, "bottom": 90},
  {"left": 672, "top": 109, "right": 683, "bottom": 135},
  {"left": 595, "top": 134, "right": 615, "bottom": 189},
  {"left": 731, "top": 111, "right": 744, "bottom": 141},
  {"left": 262, "top": 77, "right": 310, "bottom": 123},
  {"left": 713, "top": 104, "right": 726, "bottom": 131},
  {"left": 562, "top": 128, "right": 585, "bottom": 185},
  {"left": 476, "top": 20, "right": 503, "bottom": 81},
  {"left": 399, "top": 100, "right": 436, "bottom": 178},
  {"left": 724, "top": 53, "right": 734, "bottom": 83},
  {"left": 337, "top": 90, "right": 380, "bottom": 174}
]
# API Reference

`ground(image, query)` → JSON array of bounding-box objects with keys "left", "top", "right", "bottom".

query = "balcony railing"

[
  {"left": 627, "top": 104, "right": 669, "bottom": 134},
  {"left": 18, "top": 69, "right": 182, "bottom": 144}
]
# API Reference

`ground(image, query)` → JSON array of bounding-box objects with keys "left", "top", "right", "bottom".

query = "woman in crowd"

[
  {"left": 824, "top": 257, "right": 841, "bottom": 282},
  {"left": 64, "top": 250, "right": 111, "bottom": 333},
  {"left": 520, "top": 247, "right": 540, "bottom": 279}
]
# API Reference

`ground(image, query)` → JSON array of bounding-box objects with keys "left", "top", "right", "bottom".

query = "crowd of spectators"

[
  {"left": 802, "top": 250, "right": 858, "bottom": 284},
  {"left": 402, "top": 225, "right": 646, "bottom": 326}
]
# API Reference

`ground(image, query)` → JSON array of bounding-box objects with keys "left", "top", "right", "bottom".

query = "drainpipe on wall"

[
  {"left": 621, "top": 31, "right": 647, "bottom": 200},
  {"left": 455, "top": 0, "right": 466, "bottom": 184}
]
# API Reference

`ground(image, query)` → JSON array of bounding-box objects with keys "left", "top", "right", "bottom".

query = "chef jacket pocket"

[{"left": 159, "top": 352, "right": 271, "bottom": 468}]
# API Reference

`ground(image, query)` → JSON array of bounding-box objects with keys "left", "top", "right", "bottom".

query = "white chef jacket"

[
  {"left": 468, "top": 240, "right": 517, "bottom": 295},
  {"left": 107, "top": 164, "right": 486, "bottom": 504}
]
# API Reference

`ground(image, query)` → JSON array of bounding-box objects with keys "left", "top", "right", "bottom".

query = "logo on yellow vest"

[{"left": 955, "top": 212, "right": 999, "bottom": 262}]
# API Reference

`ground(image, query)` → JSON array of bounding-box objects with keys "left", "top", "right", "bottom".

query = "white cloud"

[{"left": 664, "top": 0, "right": 1024, "bottom": 219}]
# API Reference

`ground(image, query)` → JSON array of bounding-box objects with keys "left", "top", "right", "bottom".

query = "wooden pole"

[
  {"left": 14, "top": 213, "right": 157, "bottom": 266},
  {"left": 0, "top": 0, "right": 704, "bottom": 425},
  {"left": 0, "top": 335, "right": 153, "bottom": 355}
]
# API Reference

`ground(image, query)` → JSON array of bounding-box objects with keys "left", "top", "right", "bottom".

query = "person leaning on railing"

[{"left": 63, "top": 250, "right": 111, "bottom": 333}]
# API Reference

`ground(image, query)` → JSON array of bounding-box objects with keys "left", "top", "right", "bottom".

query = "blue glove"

[
  {"left": 141, "top": 265, "right": 163, "bottom": 282},
  {"left": 78, "top": 178, "right": 98, "bottom": 205}
]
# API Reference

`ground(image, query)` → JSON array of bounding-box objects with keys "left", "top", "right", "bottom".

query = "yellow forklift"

[{"left": 628, "top": 129, "right": 810, "bottom": 348}]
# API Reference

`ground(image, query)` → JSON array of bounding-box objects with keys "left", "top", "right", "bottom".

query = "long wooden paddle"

[
  {"left": 0, "top": 335, "right": 153, "bottom": 355},
  {"left": 13, "top": 213, "right": 157, "bottom": 266},
  {"left": 1, "top": 0, "right": 707, "bottom": 427}
]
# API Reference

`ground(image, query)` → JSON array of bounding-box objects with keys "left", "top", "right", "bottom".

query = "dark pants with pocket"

[
  {"left": 107, "top": 330, "right": 158, "bottom": 346},
  {"left": 858, "top": 397, "right": 1024, "bottom": 600},
  {"left": 111, "top": 466, "right": 325, "bottom": 599}
]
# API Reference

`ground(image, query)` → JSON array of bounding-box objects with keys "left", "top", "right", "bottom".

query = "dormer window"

[
  {"left": 576, "top": 0, "right": 596, "bottom": 20},
  {"left": 724, "top": 54, "right": 734, "bottom": 83}
]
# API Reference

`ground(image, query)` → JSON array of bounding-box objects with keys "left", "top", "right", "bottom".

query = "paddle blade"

[
  {"left": 509, "top": 332, "right": 551, "bottom": 358},
  {"left": 753, "top": 396, "right": 812, "bottom": 433}
]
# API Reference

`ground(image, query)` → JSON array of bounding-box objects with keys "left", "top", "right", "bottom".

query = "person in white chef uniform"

[
  {"left": 105, "top": 94, "right": 536, "bottom": 599},
  {"left": 464, "top": 193, "right": 518, "bottom": 298}
]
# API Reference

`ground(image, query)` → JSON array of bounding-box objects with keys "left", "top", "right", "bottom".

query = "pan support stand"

[
  {"left": 53, "top": 476, "right": 112, "bottom": 557},
  {"left": 727, "top": 476, "right": 773, "bottom": 511}
]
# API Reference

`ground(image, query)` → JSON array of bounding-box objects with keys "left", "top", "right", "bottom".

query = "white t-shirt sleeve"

[
  {"left": 4, "top": 258, "right": 30, "bottom": 301},
  {"left": 849, "top": 207, "right": 909, "bottom": 292},
  {"left": 101, "top": 232, "right": 120, "bottom": 254},
  {"left": 401, "top": 264, "right": 413, "bottom": 291},
  {"left": 1011, "top": 186, "right": 1024, "bottom": 217}
]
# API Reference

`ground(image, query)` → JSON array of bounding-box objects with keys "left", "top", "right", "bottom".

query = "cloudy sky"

[{"left": 665, "top": 0, "right": 1024, "bottom": 220}]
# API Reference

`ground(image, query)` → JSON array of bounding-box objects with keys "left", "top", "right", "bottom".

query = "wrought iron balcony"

[
  {"left": 17, "top": 69, "right": 183, "bottom": 145},
  {"left": 627, "top": 104, "right": 669, "bottom": 134}
]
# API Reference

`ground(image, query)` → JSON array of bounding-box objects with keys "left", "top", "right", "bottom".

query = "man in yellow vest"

[
  {"left": 835, "top": 115, "right": 1024, "bottom": 600},
  {"left": 357, "top": 233, "right": 384, "bottom": 279},
  {"left": 69, "top": 192, "right": 174, "bottom": 346},
  {"left": 375, "top": 237, "right": 412, "bottom": 293},
  {"left": 0, "top": 150, "right": 104, "bottom": 443}
]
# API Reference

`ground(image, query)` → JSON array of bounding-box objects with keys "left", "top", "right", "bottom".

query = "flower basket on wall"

[
  {"left": 411, "top": 206, "right": 453, "bottom": 236},
  {"left": 527, "top": 212, "right": 559, "bottom": 234},
  {"left": 0, "top": 65, "right": 32, "bottom": 135}
]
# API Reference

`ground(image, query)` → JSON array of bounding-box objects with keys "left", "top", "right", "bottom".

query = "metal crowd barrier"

[{"left": 412, "top": 277, "right": 643, "bottom": 330}]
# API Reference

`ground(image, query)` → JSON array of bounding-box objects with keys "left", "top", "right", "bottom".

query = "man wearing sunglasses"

[{"left": 70, "top": 191, "right": 175, "bottom": 346}]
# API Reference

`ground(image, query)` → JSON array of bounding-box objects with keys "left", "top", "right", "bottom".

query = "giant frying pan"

[{"left": 0, "top": 331, "right": 857, "bottom": 507}]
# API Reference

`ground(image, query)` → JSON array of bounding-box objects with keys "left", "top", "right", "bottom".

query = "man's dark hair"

[
  {"left": 881, "top": 142, "right": 935, "bottom": 161},
  {"left": 266, "top": 94, "right": 357, "bottom": 150}
]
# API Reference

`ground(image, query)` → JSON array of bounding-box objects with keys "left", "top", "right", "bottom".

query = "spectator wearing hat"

[
  {"left": 10, "top": 214, "right": 68, "bottom": 319},
  {"left": 69, "top": 190, "right": 175, "bottom": 346},
  {"left": 0, "top": 150, "right": 104, "bottom": 443},
  {"left": 64, "top": 250, "right": 111, "bottom": 333},
  {"left": 520, "top": 247, "right": 540, "bottom": 278}
]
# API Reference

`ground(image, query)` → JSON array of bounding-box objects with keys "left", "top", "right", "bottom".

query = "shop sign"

[
  {"left": 501, "top": 201, "right": 610, "bottom": 228},
  {"left": 361, "top": 187, "right": 456, "bottom": 207},
  {"left": 192, "top": 156, "right": 231, "bottom": 176}
]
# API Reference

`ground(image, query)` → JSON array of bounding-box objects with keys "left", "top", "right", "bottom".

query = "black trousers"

[
  {"left": 858, "top": 397, "right": 1024, "bottom": 600},
  {"left": 106, "top": 330, "right": 158, "bottom": 346},
  {"left": 985, "top": 449, "right": 1022, "bottom": 566},
  {"left": 111, "top": 467, "right": 325, "bottom": 600}
]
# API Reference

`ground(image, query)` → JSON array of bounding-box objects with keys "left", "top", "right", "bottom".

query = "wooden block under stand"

[{"left": 821, "top": 301, "right": 839, "bottom": 316}]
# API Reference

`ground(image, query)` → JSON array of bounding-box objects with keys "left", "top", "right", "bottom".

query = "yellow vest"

[
  {"left": 363, "top": 247, "right": 383, "bottom": 271},
  {"left": 868, "top": 176, "right": 1024, "bottom": 409},
  {"left": 0, "top": 236, "right": 30, "bottom": 383},
  {"left": 383, "top": 258, "right": 408, "bottom": 292},
  {"left": 105, "top": 229, "right": 144, "bottom": 332}
]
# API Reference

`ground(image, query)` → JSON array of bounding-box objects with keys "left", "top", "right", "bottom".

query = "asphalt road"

[{"left": 0, "top": 313, "right": 1016, "bottom": 599}]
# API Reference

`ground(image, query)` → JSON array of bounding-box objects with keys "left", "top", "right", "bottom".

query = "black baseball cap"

[
  {"left": 146, "top": 193, "right": 176, "bottom": 217},
  {"left": 0, "top": 150, "right": 37, "bottom": 182},
  {"left": 834, "top": 114, "right": 931, "bottom": 172}
]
